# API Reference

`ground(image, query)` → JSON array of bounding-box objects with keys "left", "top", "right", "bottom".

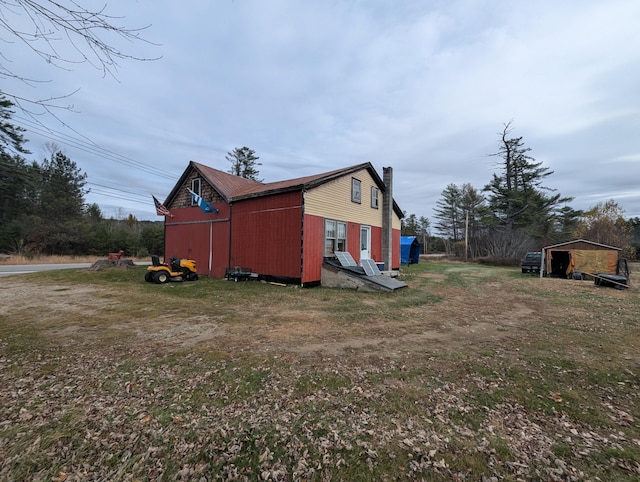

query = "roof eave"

[
  {"left": 543, "top": 239, "right": 622, "bottom": 251},
  {"left": 164, "top": 161, "right": 201, "bottom": 205},
  {"left": 231, "top": 183, "right": 305, "bottom": 202}
]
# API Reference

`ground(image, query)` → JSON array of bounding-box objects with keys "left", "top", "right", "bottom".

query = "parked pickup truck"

[{"left": 520, "top": 252, "right": 542, "bottom": 273}]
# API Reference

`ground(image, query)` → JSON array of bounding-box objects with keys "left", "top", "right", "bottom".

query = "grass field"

[{"left": 1, "top": 261, "right": 639, "bottom": 481}]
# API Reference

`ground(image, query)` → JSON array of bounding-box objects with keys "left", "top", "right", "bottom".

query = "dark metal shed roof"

[{"left": 543, "top": 239, "right": 621, "bottom": 251}]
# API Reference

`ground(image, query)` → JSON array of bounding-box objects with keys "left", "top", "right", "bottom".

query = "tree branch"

[{"left": 0, "top": 0, "right": 160, "bottom": 111}]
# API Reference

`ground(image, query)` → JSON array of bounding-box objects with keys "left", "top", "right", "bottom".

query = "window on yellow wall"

[
  {"left": 371, "top": 186, "right": 379, "bottom": 208},
  {"left": 351, "top": 178, "right": 361, "bottom": 203}
]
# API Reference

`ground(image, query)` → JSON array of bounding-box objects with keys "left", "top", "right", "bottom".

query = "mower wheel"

[
  {"left": 154, "top": 270, "right": 170, "bottom": 284},
  {"left": 186, "top": 273, "right": 199, "bottom": 281},
  {"left": 144, "top": 271, "right": 154, "bottom": 282}
]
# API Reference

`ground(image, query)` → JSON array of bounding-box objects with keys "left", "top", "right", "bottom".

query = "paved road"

[
  {"left": 0, "top": 262, "right": 150, "bottom": 278},
  {"left": 0, "top": 263, "right": 92, "bottom": 277}
]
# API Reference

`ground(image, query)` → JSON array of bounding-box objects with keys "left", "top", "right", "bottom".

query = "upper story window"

[
  {"left": 351, "top": 178, "right": 361, "bottom": 204},
  {"left": 371, "top": 186, "right": 379, "bottom": 209},
  {"left": 191, "top": 178, "right": 201, "bottom": 205}
]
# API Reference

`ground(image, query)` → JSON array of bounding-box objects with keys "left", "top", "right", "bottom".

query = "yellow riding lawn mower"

[{"left": 145, "top": 255, "right": 199, "bottom": 283}]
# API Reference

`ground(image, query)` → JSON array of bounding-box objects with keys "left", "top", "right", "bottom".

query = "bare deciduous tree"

[
  {"left": 575, "top": 200, "right": 634, "bottom": 258},
  {"left": 0, "top": 0, "right": 158, "bottom": 113}
]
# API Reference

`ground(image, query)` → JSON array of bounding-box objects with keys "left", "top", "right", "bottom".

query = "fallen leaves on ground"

[{"left": 2, "top": 343, "right": 639, "bottom": 481}]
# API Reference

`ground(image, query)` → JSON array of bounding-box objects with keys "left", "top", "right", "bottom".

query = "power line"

[
  {"left": 88, "top": 187, "right": 150, "bottom": 204},
  {"left": 13, "top": 115, "right": 176, "bottom": 181},
  {"left": 89, "top": 188, "right": 146, "bottom": 203},
  {"left": 87, "top": 181, "right": 158, "bottom": 201},
  {"left": 6, "top": 117, "right": 181, "bottom": 216}
]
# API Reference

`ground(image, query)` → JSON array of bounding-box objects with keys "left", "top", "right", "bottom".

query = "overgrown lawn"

[{"left": 1, "top": 261, "right": 639, "bottom": 480}]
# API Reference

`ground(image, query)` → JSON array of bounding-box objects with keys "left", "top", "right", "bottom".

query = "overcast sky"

[{"left": 5, "top": 0, "right": 640, "bottom": 222}]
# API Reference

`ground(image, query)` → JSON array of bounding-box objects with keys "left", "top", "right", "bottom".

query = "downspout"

[
  {"left": 300, "top": 190, "right": 306, "bottom": 286},
  {"left": 163, "top": 215, "right": 167, "bottom": 262},
  {"left": 228, "top": 202, "right": 233, "bottom": 271},
  {"left": 382, "top": 167, "right": 393, "bottom": 271}
]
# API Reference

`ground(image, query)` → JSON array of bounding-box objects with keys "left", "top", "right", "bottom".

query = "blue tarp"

[{"left": 400, "top": 236, "right": 421, "bottom": 265}]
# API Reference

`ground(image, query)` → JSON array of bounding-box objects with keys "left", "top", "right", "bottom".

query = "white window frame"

[
  {"left": 191, "top": 178, "right": 201, "bottom": 205},
  {"left": 324, "top": 219, "right": 347, "bottom": 256},
  {"left": 371, "top": 186, "right": 379, "bottom": 209},
  {"left": 351, "top": 178, "right": 361, "bottom": 204}
]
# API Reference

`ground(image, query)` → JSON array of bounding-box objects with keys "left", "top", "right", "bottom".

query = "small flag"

[
  {"left": 188, "top": 188, "right": 218, "bottom": 213},
  {"left": 153, "top": 195, "right": 173, "bottom": 217}
]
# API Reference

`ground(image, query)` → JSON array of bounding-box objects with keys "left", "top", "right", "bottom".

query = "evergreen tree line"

[
  {"left": 402, "top": 123, "right": 639, "bottom": 260},
  {"left": 0, "top": 95, "right": 164, "bottom": 257},
  {"left": 4, "top": 95, "right": 637, "bottom": 260}
]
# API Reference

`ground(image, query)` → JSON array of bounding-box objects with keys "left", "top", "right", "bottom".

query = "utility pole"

[{"left": 465, "top": 210, "right": 469, "bottom": 261}]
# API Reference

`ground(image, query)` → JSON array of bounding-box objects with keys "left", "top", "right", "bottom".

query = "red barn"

[{"left": 161, "top": 161, "right": 403, "bottom": 286}]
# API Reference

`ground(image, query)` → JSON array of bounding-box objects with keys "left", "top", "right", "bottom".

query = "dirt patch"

[
  {"left": 0, "top": 283, "right": 119, "bottom": 318},
  {"left": 0, "top": 270, "right": 563, "bottom": 357}
]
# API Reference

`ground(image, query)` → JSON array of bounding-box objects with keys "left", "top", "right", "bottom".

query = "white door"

[{"left": 360, "top": 225, "right": 371, "bottom": 261}]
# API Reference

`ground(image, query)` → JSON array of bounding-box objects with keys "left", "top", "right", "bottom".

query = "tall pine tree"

[
  {"left": 484, "top": 122, "right": 570, "bottom": 240},
  {"left": 0, "top": 94, "right": 33, "bottom": 252},
  {"left": 226, "top": 147, "right": 262, "bottom": 181},
  {"left": 26, "top": 150, "right": 89, "bottom": 254},
  {"left": 433, "top": 183, "right": 462, "bottom": 242}
]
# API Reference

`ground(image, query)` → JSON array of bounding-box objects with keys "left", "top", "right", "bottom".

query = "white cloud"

[{"left": 5, "top": 0, "right": 640, "bottom": 219}]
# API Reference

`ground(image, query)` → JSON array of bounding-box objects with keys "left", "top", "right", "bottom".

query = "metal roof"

[
  {"left": 166, "top": 161, "right": 404, "bottom": 218},
  {"left": 542, "top": 239, "right": 621, "bottom": 251}
]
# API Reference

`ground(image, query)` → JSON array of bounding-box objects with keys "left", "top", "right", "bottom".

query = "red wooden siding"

[
  {"left": 164, "top": 202, "right": 230, "bottom": 224},
  {"left": 166, "top": 222, "right": 207, "bottom": 273},
  {"left": 347, "top": 222, "right": 360, "bottom": 261},
  {"left": 301, "top": 214, "right": 325, "bottom": 284},
  {"left": 164, "top": 204, "right": 231, "bottom": 278},
  {"left": 162, "top": 166, "right": 404, "bottom": 282},
  {"left": 301, "top": 217, "right": 401, "bottom": 281},
  {"left": 230, "top": 191, "right": 304, "bottom": 279},
  {"left": 165, "top": 209, "right": 402, "bottom": 280},
  {"left": 392, "top": 229, "right": 401, "bottom": 269},
  {"left": 370, "top": 226, "right": 381, "bottom": 263}
]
